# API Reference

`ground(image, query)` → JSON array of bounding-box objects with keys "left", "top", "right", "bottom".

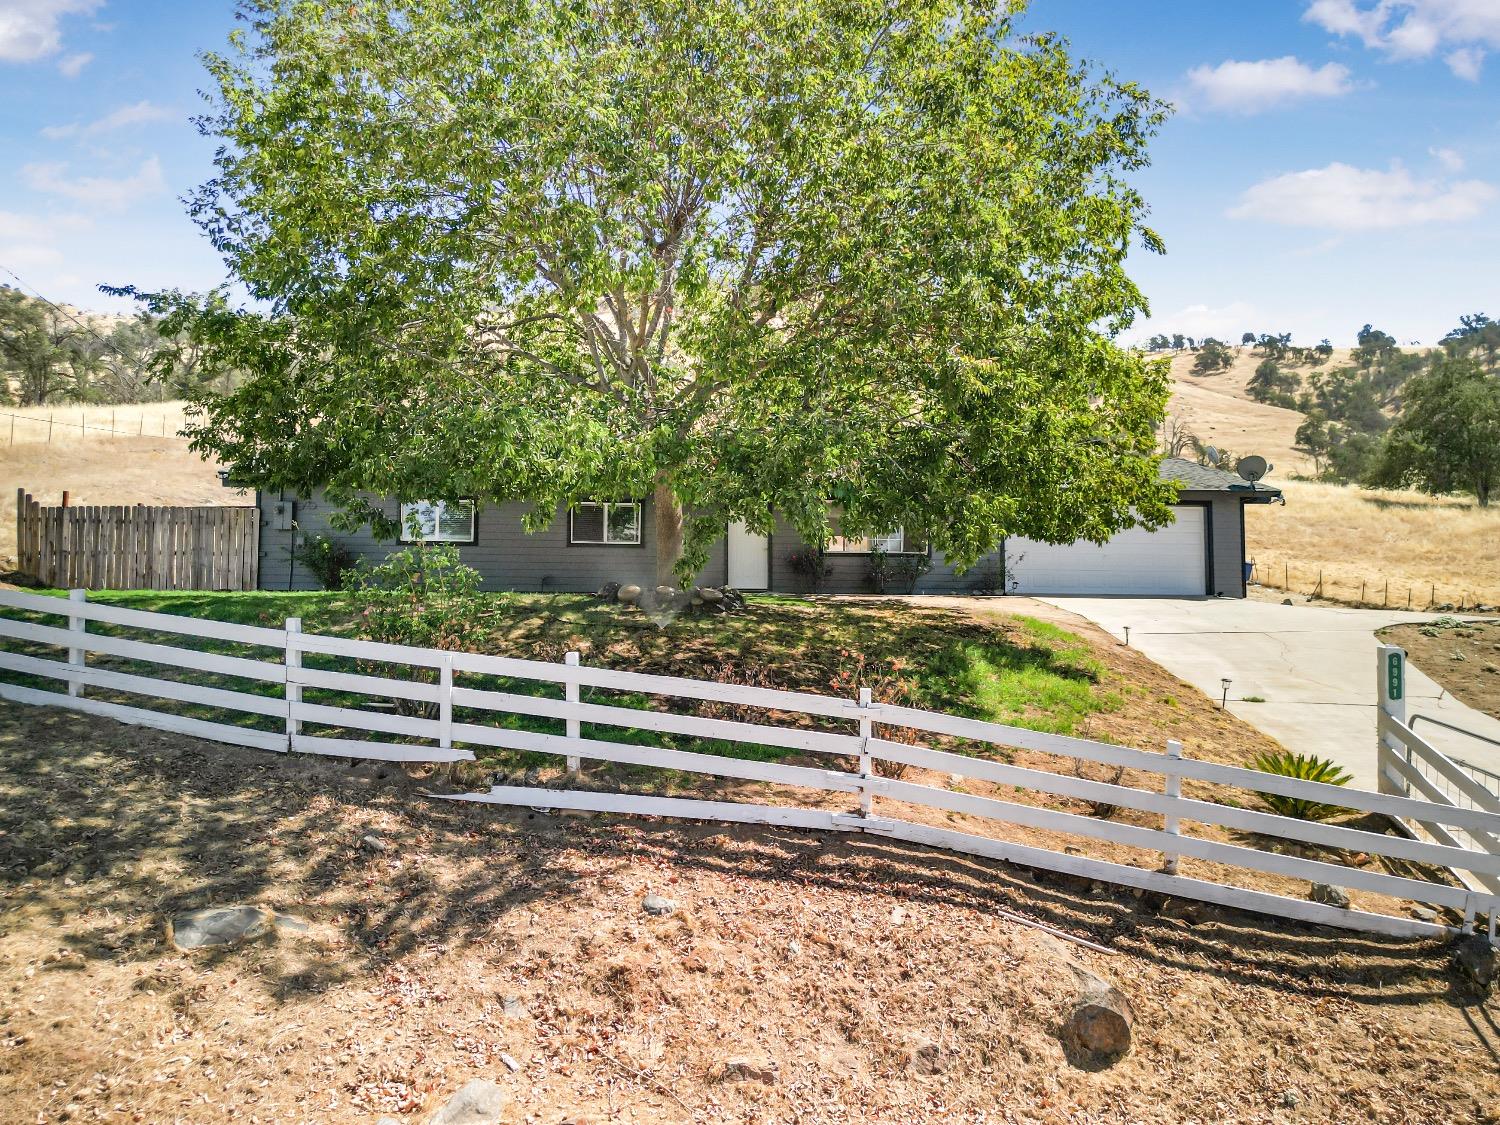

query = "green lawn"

[{"left": 3, "top": 590, "right": 1121, "bottom": 772}]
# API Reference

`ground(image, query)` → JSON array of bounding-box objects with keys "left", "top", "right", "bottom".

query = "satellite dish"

[
  {"left": 1204, "top": 445, "right": 1220, "bottom": 467},
  {"left": 1237, "top": 455, "right": 1270, "bottom": 483}
]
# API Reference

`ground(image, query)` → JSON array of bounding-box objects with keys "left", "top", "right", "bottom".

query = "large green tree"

[
  {"left": 1369, "top": 355, "right": 1500, "bottom": 506},
  {"left": 138, "top": 0, "right": 1175, "bottom": 581}
]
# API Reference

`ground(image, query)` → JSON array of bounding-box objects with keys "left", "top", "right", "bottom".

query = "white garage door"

[{"left": 1005, "top": 506, "right": 1207, "bottom": 596}]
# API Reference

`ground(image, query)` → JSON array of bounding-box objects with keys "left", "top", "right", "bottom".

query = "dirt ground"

[
  {"left": 2, "top": 700, "right": 1497, "bottom": 1124},
  {"left": 1380, "top": 619, "right": 1500, "bottom": 723}
]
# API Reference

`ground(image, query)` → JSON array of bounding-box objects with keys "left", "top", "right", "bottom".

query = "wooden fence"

[
  {"left": 14, "top": 489, "right": 258, "bottom": 591},
  {"left": 0, "top": 587, "right": 1497, "bottom": 947}
]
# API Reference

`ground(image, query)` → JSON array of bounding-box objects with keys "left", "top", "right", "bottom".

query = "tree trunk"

[{"left": 654, "top": 482, "right": 685, "bottom": 586}]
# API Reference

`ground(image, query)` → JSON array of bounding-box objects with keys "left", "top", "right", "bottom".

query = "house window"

[
  {"left": 828, "top": 526, "right": 926, "bottom": 554},
  {"left": 399, "top": 499, "right": 477, "bottom": 544},
  {"left": 570, "top": 501, "right": 642, "bottom": 545}
]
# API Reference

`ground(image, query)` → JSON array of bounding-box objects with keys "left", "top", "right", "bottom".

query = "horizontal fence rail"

[
  {"left": 1, "top": 588, "right": 1498, "bottom": 947},
  {"left": 15, "top": 489, "right": 259, "bottom": 591},
  {"left": 1376, "top": 645, "right": 1500, "bottom": 904}
]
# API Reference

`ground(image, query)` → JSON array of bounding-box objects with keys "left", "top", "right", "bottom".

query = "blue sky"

[{"left": 1, "top": 0, "right": 1496, "bottom": 345}]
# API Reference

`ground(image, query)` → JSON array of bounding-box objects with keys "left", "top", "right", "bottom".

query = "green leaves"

[{"left": 149, "top": 0, "right": 1175, "bottom": 577}]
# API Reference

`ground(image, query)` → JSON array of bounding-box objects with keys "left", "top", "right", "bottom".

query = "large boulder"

[
  {"left": 1452, "top": 934, "right": 1497, "bottom": 995},
  {"left": 617, "top": 584, "right": 642, "bottom": 604}
]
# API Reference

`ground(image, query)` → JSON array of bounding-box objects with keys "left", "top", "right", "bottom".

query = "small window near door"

[
  {"left": 399, "top": 499, "right": 477, "bottom": 544},
  {"left": 570, "top": 501, "right": 642, "bottom": 545},
  {"left": 828, "top": 526, "right": 926, "bottom": 554}
]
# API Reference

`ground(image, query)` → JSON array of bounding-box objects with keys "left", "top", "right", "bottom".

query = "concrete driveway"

[{"left": 1038, "top": 597, "right": 1500, "bottom": 789}]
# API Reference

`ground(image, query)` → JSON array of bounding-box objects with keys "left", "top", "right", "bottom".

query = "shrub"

[
  {"left": 343, "top": 543, "right": 483, "bottom": 652},
  {"left": 291, "top": 532, "right": 357, "bottom": 590},
  {"left": 1250, "top": 750, "right": 1352, "bottom": 821},
  {"left": 786, "top": 548, "right": 831, "bottom": 593},
  {"left": 867, "top": 546, "right": 932, "bottom": 593}
]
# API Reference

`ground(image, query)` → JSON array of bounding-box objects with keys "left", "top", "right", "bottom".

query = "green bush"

[
  {"left": 342, "top": 543, "right": 483, "bottom": 651},
  {"left": 867, "top": 546, "right": 932, "bottom": 593},
  {"left": 1250, "top": 750, "right": 1352, "bottom": 821},
  {"left": 786, "top": 548, "right": 831, "bottom": 593},
  {"left": 291, "top": 532, "right": 357, "bottom": 590}
]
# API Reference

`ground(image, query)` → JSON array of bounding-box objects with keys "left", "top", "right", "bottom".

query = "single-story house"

[{"left": 253, "top": 458, "right": 1282, "bottom": 598}]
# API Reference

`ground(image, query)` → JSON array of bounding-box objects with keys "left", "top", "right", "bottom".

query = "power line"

[{"left": 0, "top": 264, "right": 158, "bottom": 372}]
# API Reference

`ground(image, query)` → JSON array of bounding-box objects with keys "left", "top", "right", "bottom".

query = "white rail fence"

[
  {"left": 1377, "top": 643, "right": 1500, "bottom": 900},
  {"left": 2, "top": 588, "right": 1498, "bottom": 947}
]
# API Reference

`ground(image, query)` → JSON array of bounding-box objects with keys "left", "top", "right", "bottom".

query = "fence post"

[
  {"left": 67, "top": 588, "right": 87, "bottom": 697},
  {"left": 1376, "top": 643, "right": 1407, "bottom": 797},
  {"left": 439, "top": 653, "right": 454, "bottom": 754},
  {"left": 285, "top": 617, "right": 302, "bottom": 749},
  {"left": 858, "top": 686, "right": 874, "bottom": 818},
  {"left": 565, "top": 650, "right": 581, "bottom": 774},
  {"left": 1162, "top": 739, "right": 1182, "bottom": 874}
]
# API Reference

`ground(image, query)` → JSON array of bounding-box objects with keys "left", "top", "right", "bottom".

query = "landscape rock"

[
  {"left": 642, "top": 893, "right": 677, "bottom": 916},
  {"left": 715, "top": 1055, "right": 778, "bottom": 1084},
  {"left": 428, "top": 1078, "right": 510, "bottom": 1125},
  {"left": 1451, "top": 934, "right": 1497, "bottom": 994},
  {"left": 699, "top": 586, "right": 725, "bottom": 603},
  {"left": 500, "top": 993, "right": 526, "bottom": 1018},
  {"left": 617, "top": 583, "right": 642, "bottom": 603},
  {"left": 1411, "top": 905, "right": 1438, "bottom": 922},
  {"left": 168, "top": 905, "right": 274, "bottom": 951},
  {"left": 1310, "top": 883, "right": 1351, "bottom": 909},
  {"left": 596, "top": 581, "right": 621, "bottom": 602},
  {"left": 361, "top": 834, "right": 392, "bottom": 853}
]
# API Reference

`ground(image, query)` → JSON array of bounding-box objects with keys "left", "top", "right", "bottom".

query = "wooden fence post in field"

[
  {"left": 439, "top": 653, "right": 454, "bottom": 754},
  {"left": 565, "top": 650, "right": 581, "bottom": 774},
  {"left": 858, "top": 686, "right": 874, "bottom": 818},
  {"left": 67, "top": 588, "right": 87, "bottom": 698},
  {"left": 285, "top": 617, "right": 302, "bottom": 746},
  {"left": 1162, "top": 739, "right": 1183, "bottom": 874}
]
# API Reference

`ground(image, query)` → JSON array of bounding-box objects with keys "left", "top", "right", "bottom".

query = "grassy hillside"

[{"left": 1160, "top": 346, "right": 1500, "bottom": 607}]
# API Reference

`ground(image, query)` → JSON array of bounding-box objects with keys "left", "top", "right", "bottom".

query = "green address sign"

[{"left": 1387, "top": 651, "right": 1404, "bottom": 702}]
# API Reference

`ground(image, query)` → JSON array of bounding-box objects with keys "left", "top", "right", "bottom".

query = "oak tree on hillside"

[
  {"left": 132, "top": 0, "right": 1175, "bottom": 581},
  {"left": 1369, "top": 355, "right": 1500, "bottom": 507}
]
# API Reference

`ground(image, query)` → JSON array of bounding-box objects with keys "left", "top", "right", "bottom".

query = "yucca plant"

[{"left": 1251, "top": 750, "right": 1353, "bottom": 821}]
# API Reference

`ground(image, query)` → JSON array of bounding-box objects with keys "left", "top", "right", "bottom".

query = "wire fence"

[
  {"left": 1251, "top": 559, "right": 1500, "bottom": 613},
  {"left": 0, "top": 406, "right": 192, "bottom": 446}
]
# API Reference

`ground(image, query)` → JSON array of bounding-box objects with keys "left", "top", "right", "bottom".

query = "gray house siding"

[
  {"left": 257, "top": 476, "right": 1259, "bottom": 598},
  {"left": 765, "top": 513, "right": 1001, "bottom": 595},
  {"left": 256, "top": 489, "right": 726, "bottom": 593}
]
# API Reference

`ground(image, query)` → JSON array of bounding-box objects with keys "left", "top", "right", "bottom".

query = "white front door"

[{"left": 727, "top": 521, "right": 770, "bottom": 589}]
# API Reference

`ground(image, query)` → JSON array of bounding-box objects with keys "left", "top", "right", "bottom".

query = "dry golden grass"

[
  {"left": 1247, "top": 479, "right": 1500, "bottom": 608},
  {"left": 0, "top": 400, "right": 240, "bottom": 568}
]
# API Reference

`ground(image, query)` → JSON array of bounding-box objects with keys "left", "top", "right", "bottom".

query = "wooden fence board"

[{"left": 12, "top": 495, "right": 259, "bottom": 591}]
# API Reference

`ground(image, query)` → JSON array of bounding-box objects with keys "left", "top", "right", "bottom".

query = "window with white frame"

[
  {"left": 570, "top": 501, "right": 642, "bottom": 545},
  {"left": 399, "top": 499, "right": 477, "bottom": 543},
  {"left": 827, "top": 525, "right": 925, "bottom": 554}
]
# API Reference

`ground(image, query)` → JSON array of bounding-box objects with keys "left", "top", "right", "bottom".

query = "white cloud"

[
  {"left": 0, "top": 0, "right": 102, "bottom": 63},
  {"left": 1445, "top": 45, "right": 1485, "bottom": 79},
  {"left": 41, "top": 100, "right": 174, "bottom": 140},
  {"left": 1229, "top": 161, "right": 1497, "bottom": 229},
  {"left": 21, "top": 156, "right": 167, "bottom": 211},
  {"left": 1305, "top": 0, "right": 1500, "bottom": 80},
  {"left": 1185, "top": 56, "right": 1356, "bottom": 113},
  {"left": 1430, "top": 145, "right": 1465, "bottom": 171},
  {"left": 55, "top": 48, "right": 89, "bottom": 76}
]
